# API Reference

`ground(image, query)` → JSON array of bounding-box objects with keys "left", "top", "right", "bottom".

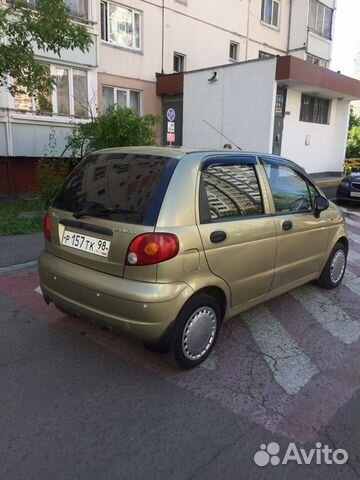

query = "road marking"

[
  {"left": 34, "top": 286, "right": 42, "bottom": 295},
  {"left": 340, "top": 207, "right": 360, "bottom": 218},
  {"left": 346, "top": 217, "right": 360, "bottom": 228},
  {"left": 343, "top": 270, "right": 360, "bottom": 297},
  {"left": 290, "top": 284, "right": 360, "bottom": 344},
  {"left": 349, "top": 231, "right": 360, "bottom": 245},
  {"left": 243, "top": 305, "right": 319, "bottom": 395}
]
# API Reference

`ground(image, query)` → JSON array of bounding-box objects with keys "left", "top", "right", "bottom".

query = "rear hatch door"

[{"left": 47, "top": 151, "right": 179, "bottom": 278}]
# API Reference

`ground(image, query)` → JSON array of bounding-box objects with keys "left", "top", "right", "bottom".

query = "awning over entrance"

[{"left": 276, "top": 56, "right": 360, "bottom": 101}]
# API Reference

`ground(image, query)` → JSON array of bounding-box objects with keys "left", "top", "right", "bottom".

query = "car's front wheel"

[
  {"left": 171, "top": 293, "right": 221, "bottom": 369},
  {"left": 316, "top": 242, "right": 347, "bottom": 289}
]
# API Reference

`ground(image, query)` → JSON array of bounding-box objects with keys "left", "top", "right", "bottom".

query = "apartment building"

[{"left": 0, "top": 0, "right": 353, "bottom": 191}]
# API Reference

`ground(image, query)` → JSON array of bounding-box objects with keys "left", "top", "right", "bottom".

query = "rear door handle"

[
  {"left": 282, "top": 220, "right": 293, "bottom": 232},
  {"left": 210, "top": 231, "right": 227, "bottom": 243}
]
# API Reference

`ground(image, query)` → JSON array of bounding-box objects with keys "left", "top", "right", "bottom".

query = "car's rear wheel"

[
  {"left": 316, "top": 242, "right": 347, "bottom": 289},
  {"left": 171, "top": 293, "right": 221, "bottom": 369}
]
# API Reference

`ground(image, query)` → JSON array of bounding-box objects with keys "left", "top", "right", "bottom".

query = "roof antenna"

[{"left": 203, "top": 120, "right": 242, "bottom": 150}]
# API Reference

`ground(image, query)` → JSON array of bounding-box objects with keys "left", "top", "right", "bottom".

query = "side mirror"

[{"left": 314, "top": 195, "right": 329, "bottom": 218}]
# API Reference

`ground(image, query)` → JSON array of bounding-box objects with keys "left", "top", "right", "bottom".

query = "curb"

[{"left": 0, "top": 260, "right": 38, "bottom": 275}]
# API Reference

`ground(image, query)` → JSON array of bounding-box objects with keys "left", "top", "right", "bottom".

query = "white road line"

[
  {"left": 290, "top": 285, "right": 360, "bottom": 344},
  {"left": 243, "top": 305, "right": 319, "bottom": 395},
  {"left": 349, "top": 231, "right": 360, "bottom": 246},
  {"left": 343, "top": 270, "right": 360, "bottom": 297},
  {"left": 346, "top": 217, "right": 360, "bottom": 228},
  {"left": 34, "top": 286, "right": 42, "bottom": 295},
  {"left": 342, "top": 208, "right": 360, "bottom": 218}
]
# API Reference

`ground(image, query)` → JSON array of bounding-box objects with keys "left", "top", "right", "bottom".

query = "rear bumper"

[{"left": 39, "top": 251, "right": 194, "bottom": 342}]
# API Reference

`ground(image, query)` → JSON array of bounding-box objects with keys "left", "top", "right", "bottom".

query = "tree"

[
  {"left": 349, "top": 105, "right": 360, "bottom": 131},
  {"left": 346, "top": 126, "right": 360, "bottom": 159},
  {"left": 65, "top": 106, "right": 160, "bottom": 161},
  {"left": 0, "top": 0, "right": 92, "bottom": 99}
]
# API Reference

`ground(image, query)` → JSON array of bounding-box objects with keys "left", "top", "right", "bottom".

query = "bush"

[
  {"left": 346, "top": 126, "right": 360, "bottom": 159},
  {"left": 66, "top": 106, "right": 160, "bottom": 161},
  {"left": 36, "top": 158, "right": 70, "bottom": 208}
]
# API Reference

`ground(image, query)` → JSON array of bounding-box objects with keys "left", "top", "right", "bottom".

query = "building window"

[
  {"left": 102, "top": 86, "right": 142, "bottom": 115},
  {"left": 14, "top": 65, "right": 89, "bottom": 118},
  {"left": 309, "top": 0, "right": 333, "bottom": 39},
  {"left": 307, "top": 54, "right": 328, "bottom": 68},
  {"left": 65, "top": 0, "right": 88, "bottom": 21},
  {"left": 8, "top": 0, "right": 88, "bottom": 20},
  {"left": 258, "top": 50, "right": 276, "bottom": 59},
  {"left": 261, "top": 0, "right": 280, "bottom": 28},
  {"left": 229, "top": 42, "right": 239, "bottom": 61},
  {"left": 101, "top": 1, "right": 141, "bottom": 50},
  {"left": 300, "top": 94, "right": 330, "bottom": 124},
  {"left": 173, "top": 53, "right": 185, "bottom": 73}
]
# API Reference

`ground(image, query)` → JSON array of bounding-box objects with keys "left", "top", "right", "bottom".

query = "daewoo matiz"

[{"left": 39, "top": 147, "right": 348, "bottom": 368}]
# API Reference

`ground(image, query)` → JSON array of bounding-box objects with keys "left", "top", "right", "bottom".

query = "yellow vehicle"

[{"left": 39, "top": 147, "right": 348, "bottom": 368}]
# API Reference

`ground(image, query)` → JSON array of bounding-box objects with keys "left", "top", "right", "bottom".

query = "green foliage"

[
  {"left": 66, "top": 106, "right": 160, "bottom": 160},
  {"left": 349, "top": 106, "right": 360, "bottom": 131},
  {"left": 0, "top": 0, "right": 92, "bottom": 98},
  {"left": 36, "top": 157, "right": 70, "bottom": 208},
  {"left": 0, "top": 197, "right": 44, "bottom": 236},
  {"left": 346, "top": 126, "right": 360, "bottom": 159}
]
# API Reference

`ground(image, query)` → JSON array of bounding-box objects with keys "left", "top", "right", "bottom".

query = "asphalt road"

[{"left": 1, "top": 203, "right": 360, "bottom": 480}]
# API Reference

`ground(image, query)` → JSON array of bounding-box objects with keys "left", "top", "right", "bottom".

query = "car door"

[
  {"left": 197, "top": 156, "right": 277, "bottom": 308},
  {"left": 260, "top": 156, "right": 329, "bottom": 291}
]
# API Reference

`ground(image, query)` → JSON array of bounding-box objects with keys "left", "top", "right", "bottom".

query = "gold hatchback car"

[{"left": 39, "top": 147, "right": 348, "bottom": 368}]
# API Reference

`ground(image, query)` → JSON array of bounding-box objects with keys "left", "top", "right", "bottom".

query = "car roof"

[{"left": 94, "top": 146, "right": 303, "bottom": 170}]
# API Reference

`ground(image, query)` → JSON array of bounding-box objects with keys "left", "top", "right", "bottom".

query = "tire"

[
  {"left": 316, "top": 242, "right": 347, "bottom": 289},
  {"left": 170, "top": 293, "right": 221, "bottom": 369}
]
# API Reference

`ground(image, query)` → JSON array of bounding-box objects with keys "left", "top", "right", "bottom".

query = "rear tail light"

[
  {"left": 126, "top": 233, "right": 179, "bottom": 266},
  {"left": 43, "top": 211, "right": 51, "bottom": 242}
]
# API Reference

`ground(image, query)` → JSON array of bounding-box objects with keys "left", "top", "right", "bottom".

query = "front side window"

[
  {"left": 101, "top": 1, "right": 141, "bottom": 50},
  {"left": 261, "top": 0, "right": 280, "bottom": 28},
  {"left": 300, "top": 94, "right": 330, "bottom": 124},
  {"left": 262, "top": 162, "right": 315, "bottom": 213},
  {"left": 102, "top": 86, "right": 141, "bottom": 115},
  {"left": 200, "top": 163, "right": 264, "bottom": 222},
  {"left": 309, "top": 0, "right": 333, "bottom": 39}
]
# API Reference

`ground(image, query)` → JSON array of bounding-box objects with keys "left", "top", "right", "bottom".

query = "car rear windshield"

[{"left": 53, "top": 152, "right": 179, "bottom": 226}]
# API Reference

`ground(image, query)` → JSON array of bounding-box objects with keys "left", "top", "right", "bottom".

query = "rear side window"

[
  {"left": 53, "top": 152, "right": 178, "bottom": 226},
  {"left": 200, "top": 163, "right": 264, "bottom": 222}
]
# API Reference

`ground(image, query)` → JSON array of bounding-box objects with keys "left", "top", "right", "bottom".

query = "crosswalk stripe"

[
  {"left": 346, "top": 217, "right": 360, "bottom": 228},
  {"left": 343, "top": 270, "right": 360, "bottom": 297},
  {"left": 243, "top": 305, "right": 319, "bottom": 395},
  {"left": 341, "top": 207, "right": 360, "bottom": 218},
  {"left": 290, "top": 285, "right": 360, "bottom": 344}
]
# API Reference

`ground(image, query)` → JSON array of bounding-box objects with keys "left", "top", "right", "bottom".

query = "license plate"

[
  {"left": 350, "top": 191, "right": 360, "bottom": 198},
  {"left": 62, "top": 230, "right": 111, "bottom": 257}
]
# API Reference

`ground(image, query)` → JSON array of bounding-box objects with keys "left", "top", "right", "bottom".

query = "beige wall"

[{"left": 97, "top": 73, "right": 161, "bottom": 117}]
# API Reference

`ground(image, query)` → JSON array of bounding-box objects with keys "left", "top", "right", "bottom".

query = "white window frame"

[
  {"left": 12, "top": 65, "right": 90, "bottom": 119},
  {"left": 100, "top": 1, "right": 142, "bottom": 51},
  {"left": 229, "top": 41, "right": 239, "bottom": 61},
  {"left": 261, "top": 0, "right": 280, "bottom": 28},
  {"left": 173, "top": 52, "right": 186, "bottom": 73},
  {"left": 306, "top": 54, "right": 328, "bottom": 68},
  {"left": 308, "top": 0, "right": 333, "bottom": 40},
  {"left": 102, "top": 86, "right": 143, "bottom": 115}
]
